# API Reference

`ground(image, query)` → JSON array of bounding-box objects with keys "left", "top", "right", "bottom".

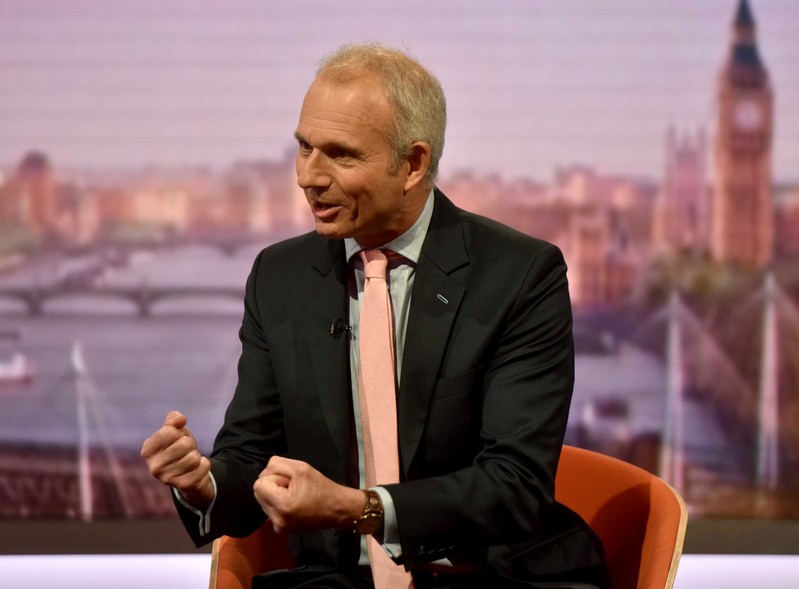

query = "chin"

[{"left": 314, "top": 223, "right": 348, "bottom": 240}]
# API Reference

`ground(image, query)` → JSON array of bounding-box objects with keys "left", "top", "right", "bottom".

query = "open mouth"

[{"left": 311, "top": 200, "right": 342, "bottom": 219}]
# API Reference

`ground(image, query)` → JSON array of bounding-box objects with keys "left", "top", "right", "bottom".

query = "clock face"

[{"left": 733, "top": 99, "right": 763, "bottom": 130}]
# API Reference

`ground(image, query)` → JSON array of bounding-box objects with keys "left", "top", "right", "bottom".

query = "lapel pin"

[{"left": 436, "top": 294, "right": 449, "bottom": 304}]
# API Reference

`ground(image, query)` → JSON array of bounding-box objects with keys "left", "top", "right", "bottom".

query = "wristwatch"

[{"left": 353, "top": 489, "right": 383, "bottom": 535}]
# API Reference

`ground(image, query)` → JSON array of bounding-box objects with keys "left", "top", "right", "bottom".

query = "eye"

[
  {"left": 329, "top": 147, "right": 360, "bottom": 164},
  {"left": 297, "top": 139, "right": 312, "bottom": 155},
  {"left": 329, "top": 148, "right": 351, "bottom": 160}
]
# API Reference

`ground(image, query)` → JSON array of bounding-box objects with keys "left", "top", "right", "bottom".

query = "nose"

[{"left": 296, "top": 149, "right": 331, "bottom": 190}]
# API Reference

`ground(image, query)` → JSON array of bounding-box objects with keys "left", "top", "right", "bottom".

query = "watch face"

[
  {"left": 733, "top": 99, "right": 762, "bottom": 130},
  {"left": 355, "top": 512, "right": 383, "bottom": 535}
]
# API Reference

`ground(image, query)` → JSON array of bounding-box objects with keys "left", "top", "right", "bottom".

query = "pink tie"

[{"left": 358, "top": 249, "right": 414, "bottom": 589}]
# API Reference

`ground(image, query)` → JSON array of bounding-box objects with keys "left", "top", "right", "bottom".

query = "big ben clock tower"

[{"left": 711, "top": 0, "right": 774, "bottom": 270}]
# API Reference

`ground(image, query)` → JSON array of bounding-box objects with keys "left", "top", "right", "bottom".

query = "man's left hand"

[{"left": 254, "top": 456, "right": 365, "bottom": 534}]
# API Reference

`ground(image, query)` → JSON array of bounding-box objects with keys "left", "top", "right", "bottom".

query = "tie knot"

[{"left": 360, "top": 249, "right": 389, "bottom": 280}]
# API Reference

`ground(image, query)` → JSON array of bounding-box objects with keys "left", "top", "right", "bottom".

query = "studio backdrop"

[{"left": 0, "top": 0, "right": 798, "bottom": 553}]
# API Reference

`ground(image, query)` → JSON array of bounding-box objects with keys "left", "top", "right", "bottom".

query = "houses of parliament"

[
  {"left": 450, "top": 0, "right": 790, "bottom": 306},
  {"left": 656, "top": 0, "right": 777, "bottom": 272}
]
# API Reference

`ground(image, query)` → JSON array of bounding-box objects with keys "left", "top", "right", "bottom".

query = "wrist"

[
  {"left": 178, "top": 476, "right": 214, "bottom": 510},
  {"left": 334, "top": 486, "right": 368, "bottom": 529}
]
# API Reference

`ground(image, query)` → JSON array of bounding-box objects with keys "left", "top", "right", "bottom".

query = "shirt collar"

[{"left": 345, "top": 189, "right": 434, "bottom": 265}]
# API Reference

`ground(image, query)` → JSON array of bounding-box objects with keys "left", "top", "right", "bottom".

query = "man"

[{"left": 141, "top": 44, "right": 608, "bottom": 589}]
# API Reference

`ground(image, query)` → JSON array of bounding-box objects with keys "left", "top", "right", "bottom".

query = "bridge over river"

[{"left": 0, "top": 284, "right": 244, "bottom": 317}]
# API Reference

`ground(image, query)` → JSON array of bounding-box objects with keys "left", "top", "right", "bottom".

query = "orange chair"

[
  {"left": 209, "top": 521, "right": 294, "bottom": 589},
  {"left": 209, "top": 445, "right": 687, "bottom": 589},
  {"left": 554, "top": 445, "right": 687, "bottom": 589}
]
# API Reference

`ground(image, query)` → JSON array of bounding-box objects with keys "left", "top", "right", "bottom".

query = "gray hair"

[{"left": 316, "top": 43, "right": 446, "bottom": 186}]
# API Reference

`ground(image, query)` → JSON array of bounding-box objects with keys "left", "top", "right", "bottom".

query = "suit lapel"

[
  {"left": 304, "top": 237, "right": 352, "bottom": 466},
  {"left": 398, "top": 191, "right": 469, "bottom": 477},
  {"left": 300, "top": 192, "right": 470, "bottom": 477}
]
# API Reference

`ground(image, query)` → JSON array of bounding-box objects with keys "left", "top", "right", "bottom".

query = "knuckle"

[
  {"left": 148, "top": 458, "right": 166, "bottom": 478},
  {"left": 186, "top": 451, "right": 201, "bottom": 470},
  {"left": 184, "top": 469, "right": 203, "bottom": 487},
  {"left": 176, "top": 436, "right": 194, "bottom": 454},
  {"left": 156, "top": 470, "right": 173, "bottom": 485},
  {"left": 200, "top": 457, "right": 211, "bottom": 473}
]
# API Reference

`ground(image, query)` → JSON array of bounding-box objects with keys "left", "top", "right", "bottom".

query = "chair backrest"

[
  {"left": 554, "top": 445, "right": 687, "bottom": 589},
  {"left": 209, "top": 522, "right": 294, "bottom": 589},
  {"left": 209, "top": 445, "right": 687, "bottom": 589}
]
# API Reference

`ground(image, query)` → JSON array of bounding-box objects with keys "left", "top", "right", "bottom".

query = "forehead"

[{"left": 296, "top": 76, "right": 393, "bottom": 147}]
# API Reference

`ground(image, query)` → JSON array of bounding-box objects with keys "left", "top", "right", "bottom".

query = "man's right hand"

[{"left": 141, "top": 411, "right": 214, "bottom": 510}]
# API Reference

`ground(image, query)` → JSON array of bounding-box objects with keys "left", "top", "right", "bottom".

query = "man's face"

[{"left": 294, "top": 75, "right": 416, "bottom": 247}]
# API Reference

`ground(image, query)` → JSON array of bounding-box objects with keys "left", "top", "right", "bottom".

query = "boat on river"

[{"left": 0, "top": 353, "right": 35, "bottom": 384}]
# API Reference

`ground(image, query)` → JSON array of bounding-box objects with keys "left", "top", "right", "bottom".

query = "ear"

[{"left": 402, "top": 142, "right": 432, "bottom": 192}]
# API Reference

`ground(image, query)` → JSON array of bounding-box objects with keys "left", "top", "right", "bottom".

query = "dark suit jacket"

[{"left": 177, "top": 189, "right": 607, "bottom": 585}]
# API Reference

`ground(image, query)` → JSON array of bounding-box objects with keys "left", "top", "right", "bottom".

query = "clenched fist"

[
  {"left": 253, "top": 456, "right": 364, "bottom": 534},
  {"left": 141, "top": 411, "right": 214, "bottom": 509}
]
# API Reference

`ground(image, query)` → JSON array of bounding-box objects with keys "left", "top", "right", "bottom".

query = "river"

[{"left": 0, "top": 243, "right": 266, "bottom": 454}]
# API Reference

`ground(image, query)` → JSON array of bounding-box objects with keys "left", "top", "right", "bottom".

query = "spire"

[
  {"left": 729, "top": 0, "right": 763, "bottom": 71},
  {"left": 734, "top": 0, "right": 755, "bottom": 29}
]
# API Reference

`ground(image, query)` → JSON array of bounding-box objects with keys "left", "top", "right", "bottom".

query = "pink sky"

[{"left": 0, "top": 0, "right": 797, "bottom": 181}]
